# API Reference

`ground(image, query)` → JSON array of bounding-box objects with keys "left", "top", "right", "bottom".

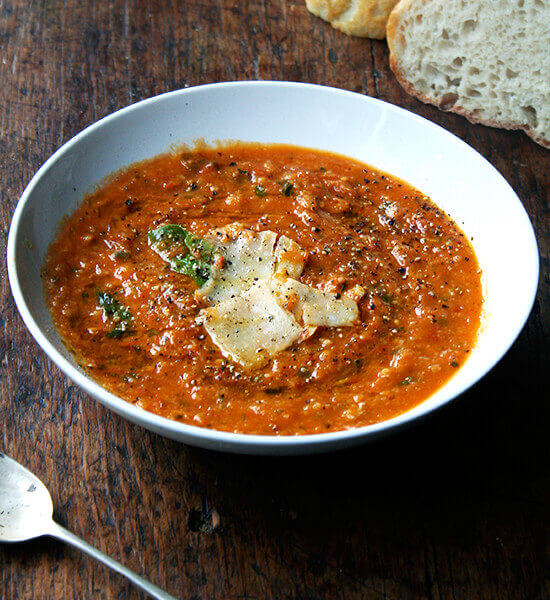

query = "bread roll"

[
  {"left": 387, "top": 0, "right": 549, "bottom": 147},
  {"left": 306, "top": 0, "right": 400, "bottom": 39}
]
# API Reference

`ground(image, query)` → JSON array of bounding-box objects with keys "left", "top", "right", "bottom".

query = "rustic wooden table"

[{"left": 1, "top": 1, "right": 548, "bottom": 599}]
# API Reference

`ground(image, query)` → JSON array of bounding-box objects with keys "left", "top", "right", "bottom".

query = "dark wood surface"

[{"left": 1, "top": 1, "right": 548, "bottom": 599}]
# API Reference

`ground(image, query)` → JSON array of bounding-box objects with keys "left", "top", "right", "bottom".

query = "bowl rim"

[{"left": 6, "top": 80, "right": 540, "bottom": 451}]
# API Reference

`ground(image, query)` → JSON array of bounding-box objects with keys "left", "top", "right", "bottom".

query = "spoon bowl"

[{"left": 0, "top": 452, "right": 54, "bottom": 542}]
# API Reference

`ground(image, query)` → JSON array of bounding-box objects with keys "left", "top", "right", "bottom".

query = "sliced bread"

[
  {"left": 387, "top": 0, "right": 550, "bottom": 147},
  {"left": 306, "top": 0, "right": 400, "bottom": 39}
]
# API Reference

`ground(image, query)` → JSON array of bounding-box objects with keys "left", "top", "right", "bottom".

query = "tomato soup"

[{"left": 43, "top": 144, "right": 482, "bottom": 434}]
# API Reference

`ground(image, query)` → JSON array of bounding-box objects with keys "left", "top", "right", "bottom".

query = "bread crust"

[
  {"left": 386, "top": 0, "right": 549, "bottom": 148},
  {"left": 306, "top": 0, "right": 400, "bottom": 39}
]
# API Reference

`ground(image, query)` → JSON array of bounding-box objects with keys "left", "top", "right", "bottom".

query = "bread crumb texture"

[
  {"left": 387, "top": 0, "right": 550, "bottom": 147},
  {"left": 306, "top": 0, "right": 400, "bottom": 38}
]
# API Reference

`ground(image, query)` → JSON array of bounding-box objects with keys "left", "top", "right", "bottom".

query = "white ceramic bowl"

[{"left": 7, "top": 82, "right": 539, "bottom": 455}]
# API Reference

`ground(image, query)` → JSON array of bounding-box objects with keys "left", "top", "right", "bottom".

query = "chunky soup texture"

[{"left": 44, "top": 144, "right": 482, "bottom": 435}]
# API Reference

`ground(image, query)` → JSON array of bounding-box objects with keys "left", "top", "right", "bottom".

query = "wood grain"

[{"left": 0, "top": 1, "right": 548, "bottom": 599}]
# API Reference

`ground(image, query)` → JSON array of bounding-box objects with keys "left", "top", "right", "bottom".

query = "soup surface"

[{"left": 44, "top": 144, "right": 482, "bottom": 435}]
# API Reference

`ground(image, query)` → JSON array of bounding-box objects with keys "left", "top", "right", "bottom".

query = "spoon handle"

[{"left": 48, "top": 521, "right": 179, "bottom": 600}]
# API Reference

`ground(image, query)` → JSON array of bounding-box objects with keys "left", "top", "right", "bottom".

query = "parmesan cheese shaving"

[
  {"left": 274, "top": 235, "right": 307, "bottom": 279},
  {"left": 199, "top": 280, "right": 303, "bottom": 368},
  {"left": 196, "top": 229, "right": 278, "bottom": 304},
  {"left": 196, "top": 225, "right": 360, "bottom": 368},
  {"left": 269, "top": 276, "right": 359, "bottom": 327},
  {"left": 196, "top": 226, "right": 307, "bottom": 304}
]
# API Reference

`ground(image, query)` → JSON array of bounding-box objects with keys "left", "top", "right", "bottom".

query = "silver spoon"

[{"left": 0, "top": 452, "right": 178, "bottom": 600}]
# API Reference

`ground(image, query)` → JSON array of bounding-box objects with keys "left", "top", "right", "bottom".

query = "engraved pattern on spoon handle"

[{"left": 48, "top": 521, "right": 179, "bottom": 600}]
